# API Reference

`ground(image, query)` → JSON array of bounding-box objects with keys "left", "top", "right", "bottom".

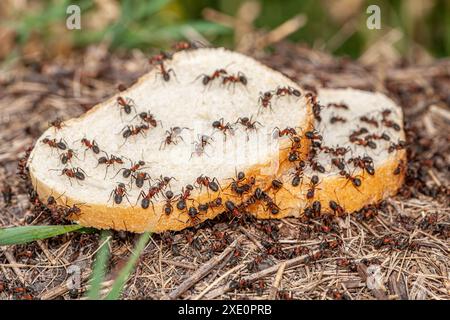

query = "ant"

[
  {"left": 80, "top": 138, "right": 100, "bottom": 155},
  {"left": 133, "top": 111, "right": 161, "bottom": 128},
  {"left": 212, "top": 118, "right": 234, "bottom": 139},
  {"left": 198, "top": 197, "right": 223, "bottom": 213},
  {"left": 60, "top": 149, "right": 77, "bottom": 164},
  {"left": 348, "top": 156, "right": 375, "bottom": 175},
  {"left": 156, "top": 62, "right": 176, "bottom": 82},
  {"left": 191, "top": 134, "right": 214, "bottom": 158},
  {"left": 264, "top": 198, "right": 281, "bottom": 215},
  {"left": 327, "top": 103, "right": 349, "bottom": 110},
  {"left": 137, "top": 186, "right": 159, "bottom": 210},
  {"left": 148, "top": 51, "right": 172, "bottom": 65},
  {"left": 393, "top": 160, "right": 406, "bottom": 175},
  {"left": 306, "top": 175, "right": 320, "bottom": 199},
  {"left": 388, "top": 140, "right": 406, "bottom": 153},
  {"left": 195, "top": 175, "right": 220, "bottom": 193},
  {"left": 305, "top": 130, "right": 323, "bottom": 141},
  {"left": 160, "top": 127, "right": 189, "bottom": 149},
  {"left": 290, "top": 161, "right": 305, "bottom": 187},
  {"left": 310, "top": 160, "right": 325, "bottom": 173},
  {"left": 275, "top": 86, "right": 301, "bottom": 97},
  {"left": 132, "top": 171, "right": 151, "bottom": 188},
  {"left": 154, "top": 175, "right": 175, "bottom": 195},
  {"left": 381, "top": 109, "right": 392, "bottom": 119},
  {"left": 329, "top": 200, "right": 345, "bottom": 216},
  {"left": 349, "top": 128, "right": 369, "bottom": 141},
  {"left": 353, "top": 138, "right": 377, "bottom": 149},
  {"left": 109, "top": 183, "right": 129, "bottom": 205},
  {"left": 364, "top": 133, "right": 390, "bottom": 141},
  {"left": 96, "top": 152, "right": 124, "bottom": 177},
  {"left": 116, "top": 96, "right": 136, "bottom": 115},
  {"left": 273, "top": 126, "right": 297, "bottom": 138},
  {"left": 114, "top": 160, "right": 147, "bottom": 179},
  {"left": 360, "top": 116, "right": 379, "bottom": 127},
  {"left": 49, "top": 118, "right": 64, "bottom": 131},
  {"left": 176, "top": 184, "right": 194, "bottom": 211},
  {"left": 339, "top": 169, "right": 362, "bottom": 188},
  {"left": 382, "top": 119, "right": 401, "bottom": 131},
  {"left": 331, "top": 158, "right": 345, "bottom": 171},
  {"left": 196, "top": 68, "right": 228, "bottom": 86},
  {"left": 222, "top": 72, "right": 248, "bottom": 89},
  {"left": 162, "top": 190, "right": 175, "bottom": 216},
  {"left": 258, "top": 91, "right": 274, "bottom": 112},
  {"left": 330, "top": 116, "right": 346, "bottom": 124},
  {"left": 172, "top": 40, "right": 203, "bottom": 52},
  {"left": 53, "top": 167, "right": 86, "bottom": 185},
  {"left": 235, "top": 116, "right": 262, "bottom": 138},
  {"left": 121, "top": 124, "right": 149, "bottom": 145},
  {"left": 42, "top": 138, "right": 67, "bottom": 150}
]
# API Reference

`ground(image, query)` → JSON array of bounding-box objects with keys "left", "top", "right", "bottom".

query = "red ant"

[
  {"left": 212, "top": 118, "right": 234, "bottom": 139},
  {"left": 235, "top": 116, "right": 262, "bottom": 138},
  {"left": 360, "top": 116, "right": 379, "bottom": 127},
  {"left": 116, "top": 96, "right": 136, "bottom": 115},
  {"left": 275, "top": 86, "right": 301, "bottom": 97},
  {"left": 131, "top": 171, "right": 151, "bottom": 188},
  {"left": 353, "top": 138, "right": 377, "bottom": 149},
  {"left": 42, "top": 138, "right": 67, "bottom": 150},
  {"left": 155, "top": 175, "right": 175, "bottom": 194},
  {"left": 156, "top": 62, "right": 176, "bottom": 82},
  {"left": 348, "top": 156, "right": 375, "bottom": 175},
  {"left": 349, "top": 128, "right": 369, "bottom": 141},
  {"left": 222, "top": 72, "right": 247, "bottom": 88},
  {"left": 305, "top": 130, "right": 323, "bottom": 141},
  {"left": 329, "top": 200, "right": 345, "bottom": 216},
  {"left": 120, "top": 124, "right": 149, "bottom": 145},
  {"left": 148, "top": 51, "right": 172, "bottom": 65},
  {"left": 160, "top": 127, "right": 189, "bottom": 150},
  {"left": 331, "top": 158, "right": 345, "bottom": 171},
  {"left": 327, "top": 103, "right": 349, "bottom": 110},
  {"left": 339, "top": 169, "right": 362, "bottom": 188},
  {"left": 310, "top": 160, "right": 325, "bottom": 173},
  {"left": 52, "top": 167, "right": 86, "bottom": 185},
  {"left": 80, "top": 138, "right": 100, "bottom": 155},
  {"left": 198, "top": 197, "right": 223, "bottom": 213},
  {"left": 195, "top": 175, "right": 220, "bottom": 193},
  {"left": 330, "top": 116, "right": 346, "bottom": 124},
  {"left": 114, "top": 160, "right": 147, "bottom": 179},
  {"left": 388, "top": 140, "right": 406, "bottom": 153},
  {"left": 96, "top": 152, "right": 124, "bottom": 177},
  {"left": 49, "top": 118, "right": 64, "bottom": 130},
  {"left": 109, "top": 183, "right": 129, "bottom": 205},
  {"left": 306, "top": 175, "right": 320, "bottom": 199},
  {"left": 364, "top": 133, "right": 390, "bottom": 141},
  {"left": 382, "top": 119, "right": 401, "bottom": 131},
  {"left": 60, "top": 149, "right": 77, "bottom": 164},
  {"left": 137, "top": 186, "right": 159, "bottom": 210},
  {"left": 290, "top": 161, "right": 305, "bottom": 187},
  {"left": 172, "top": 40, "right": 203, "bottom": 52},
  {"left": 191, "top": 134, "right": 214, "bottom": 158},
  {"left": 176, "top": 184, "right": 194, "bottom": 211},
  {"left": 133, "top": 111, "right": 161, "bottom": 128},
  {"left": 273, "top": 126, "right": 297, "bottom": 138},
  {"left": 162, "top": 190, "right": 175, "bottom": 216},
  {"left": 381, "top": 109, "right": 392, "bottom": 119},
  {"left": 258, "top": 91, "right": 274, "bottom": 112},
  {"left": 196, "top": 68, "right": 228, "bottom": 86},
  {"left": 393, "top": 160, "right": 406, "bottom": 175}
]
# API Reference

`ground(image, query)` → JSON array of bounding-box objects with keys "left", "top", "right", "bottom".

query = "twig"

[
  {"left": 167, "top": 236, "right": 243, "bottom": 299},
  {"left": 0, "top": 247, "right": 26, "bottom": 285},
  {"left": 193, "top": 264, "right": 244, "bottom": 300},
  {"left": 268, "top": 262, "right": 286, "bottom": 299},
  {"left": 238, "top": 226, "right": 264, "bottom": 251}
]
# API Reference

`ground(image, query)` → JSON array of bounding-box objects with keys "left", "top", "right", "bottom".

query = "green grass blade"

[
  {"left": 86, "top": 230, "right": 111, "bottom": 300},
  {"left": 0, "top": 225, "right": 85, "bottom": 246},
  {"left": 104, "top": 232, "right": 151, "bottom": 300}
]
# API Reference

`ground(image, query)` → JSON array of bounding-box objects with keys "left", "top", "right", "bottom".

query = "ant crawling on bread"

[
  {"left": 352, "top": 137, "right": 377, "bottom": 149},
  {"left": 329, "top": 200, "right": 345, "bottom": 216},
  {"left": 80, "top": 138, "right": 100, "bottom": 155},
  {"left": 290, "top": 161, "right": 306, "bottom": 187},
  {"left": 195, "top": 68, "right": 229, "bottom": 86},
  {"left": 160, "top": 126, "right": 189, "bottom": 150},
  {"left": 306, "top": 175, "right": 320, "bottom": 199},
  {"left": 339, "top": 169, "right": 362, "bottom": 188},
  {"left": 235, "top": 116, "right": 262, "bottom": 139},
  {"left": 212, "top": 118, "right": 235, "bottom": 140},
  {"left": 310, "top": 160, "right": 326, "bottom": 173},
  {"left": 162, "top": 190, "right": 175, "bottom": 216},
  {"left": 327, "top": 102, "right": 349, "bottom": 110},
  {"left": 137, "top": 186, "right": 159, "bottom": 211},
  {"left": 347, "top": 156, "right": 375, "bottom": 175},
  {"left": 176, "top": 184, "right": 194, "bottom": 211},
  {"left": 330, "top": 116, "right": 347, "bottom": 124},
  {"left": 156, "top": 62, "right": 176, "bottom": 82},
  {"left": 96, "top": 152, "right": 124, "bottom": 178},
  {"left": 349, "top": 128, "right": 369, "bottom": 142},
  {"left": 195, "top": 175, "right": 220, "bottom": 193},
  {"left": 393, "top": 160, "right": 406, "bottom": 175},
  {"left": 120, "top": 124, "right": 149, "bottom": 146},
  {"left": 116, "top": 96, "right": 136, "bottom": 116},
  {"left": 191, "top": 134, "right": 214, "bottom": 158},
  {"left": 228, "top": 171, "right": 255, "bottom": 197},
  {"left": 258, "top": 91, "right": 274, "bottom": 113},
  {"left": 132, "top": 172, "right": 151, "bottom": 188},
  {"left": 388, "top": 140, "right": 406, "bottom": 153},
  {"left": 172, "top": 40, "right": 204, "bottom": 52},
  {"left": 331, "top": 157, "right": 346, "bottom": 171},
  {"left": 305, "top": 130, "right": 323, "bottom": 141},
  {"left": 198, "top": 197, "right": 223, "bottom": 214},
  {"left": 49, "top": 118, "right": 65, "bottom": 131},
  {"left": 42, "top": 137, "right": 67, "bottom": 151},
  {"left": 148, "top": 51, "right": 172, "bottom": 65},
  {"left": 273, "top": 126, "right": 297, "bottom": 139},
  {"left": 59, "top": 149, "right": 78, "bottom": 165},
  {"left": 109, "top": 182, "right": 130, "bottom": 205},
  {"left": 360, "top": 116, "right": 379, "bottom": 128},
  {"left": 133, "top": 110, "right": 161, "bottom": 128},
  {"left": 364, "top": 132, "right": 391, "bottom": 141},
  {"left": 275, "top": 86, "right": 301, "bottom": 97},
  {"left": 382, "top": 119, "right": 401, "bottom": 131},
  {"left": 222, "top": 72, "right": 248, "bottom": 90},
  {"left": 113, "top": 159, "right": 148, "bottom": 179},
  {"left": 51, "top": 167, "right": 86, "bottom": 185}
]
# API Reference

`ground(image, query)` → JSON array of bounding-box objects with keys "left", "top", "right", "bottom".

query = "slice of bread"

[
  {"left": 248, "top": 88, "right": 406, "bottom": 219},
  {"left": 27, "top": 47, "right": 313, "bottom": 233}
]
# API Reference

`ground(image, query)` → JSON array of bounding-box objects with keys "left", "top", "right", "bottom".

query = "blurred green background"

[{"left": 0, "top": 0, "right": 449, "bottom": 62}]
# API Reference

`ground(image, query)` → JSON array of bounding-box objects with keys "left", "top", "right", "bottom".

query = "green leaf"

[
  {"left": 0, "top": 225, "right": 85, "bottom": 246},
  {"left": 86, "top": 230, "right": 111, "bottom": 300},
  {"left": 104, "top": 232, "right": 151, "bottom": 300}
]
